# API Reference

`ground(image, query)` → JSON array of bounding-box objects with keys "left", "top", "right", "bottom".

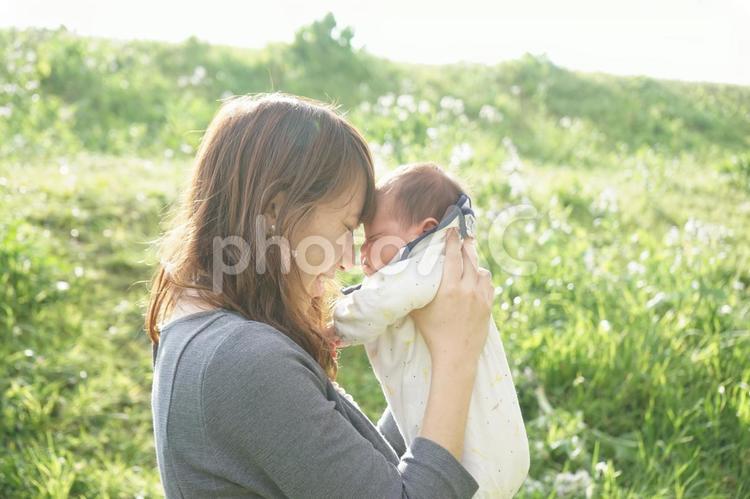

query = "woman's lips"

[{"left": 312, "top": 271, "right": 336, "bottom": 296}]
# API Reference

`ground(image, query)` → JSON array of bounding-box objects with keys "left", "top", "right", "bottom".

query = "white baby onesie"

[{"left": 333, "top": 203, "right": 530, "bottom": 498}]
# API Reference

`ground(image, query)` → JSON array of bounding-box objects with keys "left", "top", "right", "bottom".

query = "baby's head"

[{"left": 360, "top": 162, "right": 466, "bottom": 276}]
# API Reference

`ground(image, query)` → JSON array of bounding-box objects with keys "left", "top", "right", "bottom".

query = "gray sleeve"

[
  {"left": 377, "top": 405, "right": 407, "bottom": 458},
  {"left": 201, "top": 325, "right": 479, "bottom": 499}
]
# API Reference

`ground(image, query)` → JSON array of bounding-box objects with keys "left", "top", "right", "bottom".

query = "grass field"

[{"left": 1, "top": 22, "right": 749, "bottom": 498}]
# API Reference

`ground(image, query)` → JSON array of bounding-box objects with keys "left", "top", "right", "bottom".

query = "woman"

[{"left": 146, "top": 93, "right": 495, "bottom": 498}]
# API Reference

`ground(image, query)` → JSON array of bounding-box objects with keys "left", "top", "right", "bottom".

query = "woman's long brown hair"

[{"left": 145, "top": 93, "right": 376, "bottom": 380}]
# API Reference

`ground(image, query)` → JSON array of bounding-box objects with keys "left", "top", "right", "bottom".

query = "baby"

[{"left": 333, "top": 162, "right": 530, "bottom": 498}]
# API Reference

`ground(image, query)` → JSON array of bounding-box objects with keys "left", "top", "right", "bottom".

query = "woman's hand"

[
  {"left": 411, "top": 227, "right": 495, "bottom": 459},
  {"left": 411, "top": 227, "right": 494, "bottom": 371}
]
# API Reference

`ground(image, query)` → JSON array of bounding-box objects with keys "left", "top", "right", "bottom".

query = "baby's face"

[{"left": 360, "top": 193, "right": 425, "bottom": 276}]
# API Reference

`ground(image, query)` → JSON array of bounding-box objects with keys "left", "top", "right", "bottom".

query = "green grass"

[
  {"left": 2, "top": 145, "right": 747, "bottom": 497},
  {"left": 0, "top": 157, "right": 186, "bottom": 497},
  {"left": 1, "top": 18, "right": 749, "bottom": 498}
]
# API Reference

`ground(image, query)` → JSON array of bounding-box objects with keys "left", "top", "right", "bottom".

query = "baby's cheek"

[
  {"left": 367, "top": 233, "right": 407, "bottom": 269},
  {"left": 380, "top": 245, "right": 399, "bottom": 266}
]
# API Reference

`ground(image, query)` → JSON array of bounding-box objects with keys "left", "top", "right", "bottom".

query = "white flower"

[
  {"left": 396, "top": 94, "right": 416, "bottom": 112},
  {"left": 664, "top": 226, "right": 680, "bottom": 246},
  {"left": 683, "top": 218, "right": 732, "bottom": 244},
  {"left": 508, "top": 171, "right": 527, "bottom": 197},
  {"left": 522, "top": 478, "right": 544, "bottom": 494},
  {"left": 377, "top": 93, "right": 395, "bottom": 109},
  {"left": 554, "top": 469, "right": 592, "bottom": 497},
  {"left": 594, "top": 461, "right": 609, "bottom": 477},
  {"left": 479, "top": 104, "right": 503, "bottom": 123},
  {"left": 449, "top": 143, "right": 473, "bottom": 166},
  {"left": 191, "top": 65, "right": 206, "bottom": 85},
  {"left": 439, "top": 96, "right": 465, "bottom": 115},
  {"left": 592, "top": 187, "right": 618, "bottom": 214},
  {"left": 627, "top": 261, "right": 645, "bottom": 275}
]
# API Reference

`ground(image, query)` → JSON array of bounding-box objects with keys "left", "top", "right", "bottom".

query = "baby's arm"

[
  {"left": 332, "top": 273, "right": 409, "bottom": 346},
  {"left": 333, "top": 251, "right": 444, "bottom": 346}
]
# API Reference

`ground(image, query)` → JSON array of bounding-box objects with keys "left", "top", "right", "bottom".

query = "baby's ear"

[{"left": 419, "top": 217, "right": 439, "bottom": 233}]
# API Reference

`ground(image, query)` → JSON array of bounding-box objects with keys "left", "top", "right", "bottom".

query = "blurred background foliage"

[
  {"left": 2, "top": 13, "right": 749, "bottom": 164},
  {"left": 1, "top": 13, "right": 748, "bottom": 498}
]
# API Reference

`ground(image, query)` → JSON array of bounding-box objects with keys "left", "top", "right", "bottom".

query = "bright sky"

[{"left": 2, "top": 0, "right": 748, "bottom": 85}]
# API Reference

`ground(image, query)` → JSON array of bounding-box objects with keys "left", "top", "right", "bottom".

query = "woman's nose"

[
  {"left": 338, "top": 232, "right": 355, "bottom": 271},
  {"left": 338, "top": 255, "right": 353, "bottom": 271}
]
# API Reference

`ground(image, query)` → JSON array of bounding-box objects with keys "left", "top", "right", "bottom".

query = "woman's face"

[{"left": 290, "top": 176, "right": 367, "bottom": 298}]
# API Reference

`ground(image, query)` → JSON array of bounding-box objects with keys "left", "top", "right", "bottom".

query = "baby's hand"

[
  {"left": 323, "top": 323, "right": 345, "bottom": 360},
  {"left": 323, "top": 323, "right": 341, "bottom": 341}
]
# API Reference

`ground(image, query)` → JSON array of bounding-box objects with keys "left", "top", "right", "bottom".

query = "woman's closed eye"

[
  {"left": 344, "top": 217, "right": 360, "bottom": 233},
  {"left": 364, "top": 232, "right": 382, "bottom": 245}
]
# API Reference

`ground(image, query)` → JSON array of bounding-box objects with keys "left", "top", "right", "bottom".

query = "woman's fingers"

[
  {"left": 462, "top": 235, "right": 479, "bottom": 270},
  {"left": 460, "top": 236, "right": 479, "bottom": 285},
  {"left": 477, "top": 267, "right": 494, "bottom": 305},
  {"left": 443, "top": 227, "right": 463, "bottom": 282}
]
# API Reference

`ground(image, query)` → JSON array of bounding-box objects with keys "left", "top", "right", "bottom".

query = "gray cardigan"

[{"left": 151, "top": 308, "right": 479, "bottom": 498}]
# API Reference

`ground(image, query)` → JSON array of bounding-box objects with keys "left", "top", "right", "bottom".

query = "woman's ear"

[{"left": 264, "top": 190, "right": 288, "bottom": 229}]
